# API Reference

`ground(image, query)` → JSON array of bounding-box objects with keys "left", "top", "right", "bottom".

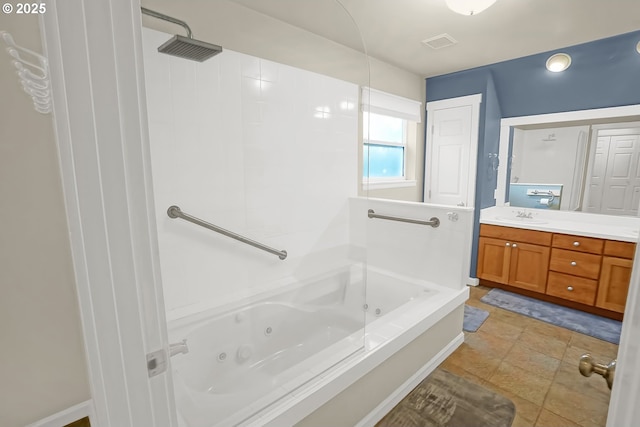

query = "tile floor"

[{"left": 439, "top": 285, "right": 618, "bottom": 427}]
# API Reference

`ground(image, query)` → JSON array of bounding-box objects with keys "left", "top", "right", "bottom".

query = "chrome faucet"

[
  {"left": 516, "top": 210, "right": 533, "bottom": 219},
  {"left": 169, "top": 339, "right": 189, "bottom": 357}
]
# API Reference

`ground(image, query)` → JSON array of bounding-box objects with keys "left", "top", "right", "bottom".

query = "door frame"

[
  {"left": 424, "top": 94, "right": 481, "bottom": 207},
  {"left": 41, "top": 1, "right": 640, "bottom": 425},
  {"left": 42, "top": 1, "right": 175, "bottom": 426}
]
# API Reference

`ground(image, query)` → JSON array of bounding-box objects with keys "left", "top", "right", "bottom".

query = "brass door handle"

[{"left": 579, "top": 353, "right": 615, "bottom": 390}]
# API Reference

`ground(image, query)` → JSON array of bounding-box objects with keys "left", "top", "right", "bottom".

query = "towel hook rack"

[{"left": 1, "top": 31, "right": 52, "bottom": 114}]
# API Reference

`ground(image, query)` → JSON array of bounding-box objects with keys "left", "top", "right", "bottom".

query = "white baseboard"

[
  {"left": 466, "top": 277, "right": 479, "bottom": 287},
  {"left": 355, "top": 332, "right": 465, "bottom": 427},
  {"left": 26, "top": 400, "right": 93, "bottom": 427}
]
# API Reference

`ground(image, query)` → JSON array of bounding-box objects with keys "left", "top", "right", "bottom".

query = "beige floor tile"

[
  {"left": 518, "top": 329, "right": 568, "bottom": 360},
  {"left": 552, "top": 361, "right": 611, "bottom": 405},
  {"left": 438, "top": 360, "right": 486, "bottom": 386},
  {"left": 543, "top": 382, "right": 609, "bottom": 426},
  {"left": 511, "top": 413, "right": 535, "bottom": 427},
  {"left": 524, "top": 319, "right": 573, "bottom": 343},
  {"left": 489, "top": 307, "right": 538, "bottom": 329},
  {"left": 477, "top": 316, "right": 525, "bottom": 341},
  {"left": 503, "top": 342, "right": 561, "bottom": 380},
  {"left": 535, "top": 409, "right": 581, "bottom": 427},
  {"left": 463, "top": 328, "right": 516, "bottom": 357},
  {"left": 431, "top": 288, "right": 616, "bottom": 427},
  {"left": 465, "top": 297, "right": 498, "bottom": 315},
  {"left": 481, "top": 379, "right": 542, "bottom": 425},
  {"left": 489, "top": 361, "right": 552, "bottom": 405},
  {"left": 569, "top": 333, "right": 619, "bottom": 360},
  {"left": 443, "top": 344, "right": 502, "bottom": 381},
  {"left": 468, "top": 285, "right": 491, "bottom": 299}
]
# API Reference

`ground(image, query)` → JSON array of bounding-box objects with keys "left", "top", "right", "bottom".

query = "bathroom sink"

[{"left": 493, "top": 216, "right": 548, "bottom": 225}]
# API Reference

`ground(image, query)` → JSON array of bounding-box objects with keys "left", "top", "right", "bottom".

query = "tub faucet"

[{"left": 169, "top": 339, "right": 189, "bottom": 357}]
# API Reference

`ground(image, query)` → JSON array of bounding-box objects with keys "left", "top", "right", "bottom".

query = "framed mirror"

[{"left": 496, "top": 104, "right": 640, "bottom": 216}]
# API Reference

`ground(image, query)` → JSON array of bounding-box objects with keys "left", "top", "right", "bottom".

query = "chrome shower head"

[
  {"left": 157, "top": 35, "right": 222, "bottom": 62},
  {"left": 141, "top": 7, "right": 222, "bottom": 62}
]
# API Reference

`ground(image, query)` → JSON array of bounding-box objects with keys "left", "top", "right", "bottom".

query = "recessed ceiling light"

[
  {"left": 637, "top": 41, "right": 640, "bottom": 54},
  {"left": 546, "top": 53, "right": 572, "bottom": 72}
]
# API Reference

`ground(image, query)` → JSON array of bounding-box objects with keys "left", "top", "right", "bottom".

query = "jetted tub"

[{"left": 169, "top": 266, "right": 467, "bottom": 427}]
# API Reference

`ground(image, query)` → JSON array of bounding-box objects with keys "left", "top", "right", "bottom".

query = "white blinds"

[{"left": 361, "top": 87, "right": 422, "bottom": 123}]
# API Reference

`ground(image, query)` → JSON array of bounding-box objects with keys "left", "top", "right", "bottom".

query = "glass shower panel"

[{"left": 142, "top": 0, "right": 369, "bottom": 425}]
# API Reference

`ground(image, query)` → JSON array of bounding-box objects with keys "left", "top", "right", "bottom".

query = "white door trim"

[
  {"left": 607, "top": 232, "right": 640, "bottom": 426},
  {"left": 41, "top": 1, "right": 175, "bottom": 426},
  {"left": 424, "top": 94, "right": 482, "bottom": 207}
]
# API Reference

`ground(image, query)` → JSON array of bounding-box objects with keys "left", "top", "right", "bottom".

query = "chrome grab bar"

[
  {"left": 167, "top": 205, "right": 288, "bottom": 260},
  {"left": 367, "top": 209, "right": 440, "bottom": 228}
]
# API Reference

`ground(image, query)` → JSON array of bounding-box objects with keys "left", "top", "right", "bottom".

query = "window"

[
  {"left": 363, "top": 112, "right": 407, "bottom": 179},
  {"left": 361, "top": 87, "right": 422, "bottom": 188}
]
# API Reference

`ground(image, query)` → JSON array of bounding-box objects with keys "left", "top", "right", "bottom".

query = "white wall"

[
  {"left": 143, "top": 29, "right": 359, "bottom": 317},
  {"left": 0, "top": 14, "right": 90, "bottom": 427}
]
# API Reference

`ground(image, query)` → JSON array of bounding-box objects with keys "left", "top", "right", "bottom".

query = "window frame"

[{"left": 363, "top": 111, "right": 409, "bottom": 183}]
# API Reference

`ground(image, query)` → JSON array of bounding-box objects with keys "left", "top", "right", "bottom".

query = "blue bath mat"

[
  {"left": 480, "top": 289, "right": 622, "bottom": 344},
  {"left": 463, "top": 305, "right": 489, "bottom": 332}
]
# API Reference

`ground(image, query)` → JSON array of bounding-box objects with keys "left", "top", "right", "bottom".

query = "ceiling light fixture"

[
  {"left": 636, "top": 41, "right": 640, "bottom": 54},
  {"left": 445, "top": 0, "right": 497, "bottom": 16},
  {"left": 546, "top": 53, "right": 572, "bottom": 72}
]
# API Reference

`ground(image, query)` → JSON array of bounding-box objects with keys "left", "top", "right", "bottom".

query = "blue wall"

[{"left": 424, "top": 30, "right": 640, "bottom": 277}]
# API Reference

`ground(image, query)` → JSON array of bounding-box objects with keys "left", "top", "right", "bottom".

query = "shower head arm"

[{"left": 141, "top": 7, "right": 193, "bottom": 39}]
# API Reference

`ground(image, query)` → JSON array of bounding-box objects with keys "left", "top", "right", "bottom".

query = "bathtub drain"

[{"left": 217, "top": 352, "right": 227, "bottom": 362}]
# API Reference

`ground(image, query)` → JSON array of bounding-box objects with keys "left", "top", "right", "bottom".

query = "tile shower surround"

[{"left": 143, "top": 28, "right": 359, "bottom": 316}]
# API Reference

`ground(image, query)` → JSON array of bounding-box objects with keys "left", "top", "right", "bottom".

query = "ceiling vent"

[{"left": 421, "top": 33, "right": 458, "bottom": 50}]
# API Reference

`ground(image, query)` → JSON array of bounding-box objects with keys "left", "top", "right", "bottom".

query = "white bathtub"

[{"left": 169, "top": 266, "right": 467, "bottom": 427}]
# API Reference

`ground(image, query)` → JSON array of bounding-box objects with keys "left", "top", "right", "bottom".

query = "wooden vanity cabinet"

[
  {"left": 596, "top": 241, "right": 636, "bottom": 313},
  {"left": 477, "top": 224, "right": 636, "bottom": 318},
  {"left": 477, "top": 224, "right": 551, "bottom": 293}
]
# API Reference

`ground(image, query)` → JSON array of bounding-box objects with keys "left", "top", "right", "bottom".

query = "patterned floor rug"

[
  {"left": 377, "top": 368, "right": 515, "bottom": 427},
  {"left": 480, "top": 288, "right": 622, "bottom": 344},
  {"left": 463, "top": 305, "right": 489, "bottom": 332}
]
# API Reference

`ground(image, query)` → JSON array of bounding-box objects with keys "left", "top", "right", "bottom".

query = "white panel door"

[
  {"left": 601, "top": 135, "right": 640, "bottom": 215},
  {"left": 584, "top": 136, "right": 610, "bottom": 212},
  {"left": 424, "top": 95, "right": 481, "bottom": 207}
]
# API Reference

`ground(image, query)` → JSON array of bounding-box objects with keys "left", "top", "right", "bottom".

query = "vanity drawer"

[
  {"left": 552, "top": 234, "right": 604, "bottom": 255},
  {"left": 549, "top": 248, "right": 601, "bottom": 279},
  {"left": 480, "top": 224, "right": 552, "bottom": 246},
  {"left": 547, "top": 271, "right": 597, "bottom": 305},
  {"left": 603, "top": 240, "right": 636, "bottom": 259}
]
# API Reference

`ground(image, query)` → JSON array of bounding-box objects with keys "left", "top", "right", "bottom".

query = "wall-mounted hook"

[{"left": 1, "top": 31, "right": 51, "bottom": 114}]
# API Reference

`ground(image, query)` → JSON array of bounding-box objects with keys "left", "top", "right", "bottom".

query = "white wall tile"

[{"left": 143, "top": 29, "right": 358, "bottom": 316}]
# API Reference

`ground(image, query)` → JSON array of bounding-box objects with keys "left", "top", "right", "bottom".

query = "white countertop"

[{"left": 480, "top": 206, "right": 640, "bottom": 243}]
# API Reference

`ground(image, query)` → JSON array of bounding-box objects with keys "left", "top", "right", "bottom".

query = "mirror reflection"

[{"left": 507, "top": 119, "right": 640, "bottom": 216}]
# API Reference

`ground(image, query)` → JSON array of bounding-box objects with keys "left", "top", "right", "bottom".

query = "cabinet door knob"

[
  {"left": 505, "top": 242, "right": 511, "bottom": 247},
  {"left": 571, "top": 261, "right": 577, "bottom": 266},
  {"left": 573, "top": 241, "right": 580, "bottom": 247},
  {"left": 567, "top": 286, "right": 574, "bottom": 291},
  {"left": 512, "top": 243, "right": 518, "bottom": 248}
]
